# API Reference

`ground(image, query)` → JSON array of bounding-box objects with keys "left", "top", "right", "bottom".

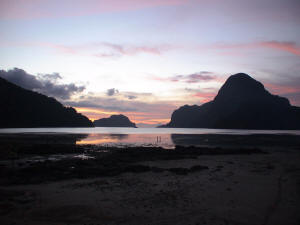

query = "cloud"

[
  {"left": 53, "top": 41, "right": 300, "bottom": 58},
  {"left": 0, "top": 0, "right": 187, "bottom": 19},
  {"left": 38, "top": 72, "right": 62, "bottom": 81},
  {"left": 253, "top": 69, "right": 300, "bottom": 106},
  {"left": 64, "top": 94, "right": 160, "bottom": 113},
  {"left": 191, "top": 92, "right": 217, "bottom": 103},
  {"left": 265, "top": 82, "right": 300, "bottom": 106},
  {"left": 106, "top": 88, "right": 119, "bottom": 96},
  {"left": 152, "top": 71, "right": 217, "bottom": 83},
  {"left": 0, "top": 68, "right": 85, "bottom": 100},
  {"left": 258, "top": 41, "right": 300, "bottom": 56},
  {"left": 16, "top": 42, "right": 173, "bottom": 59},
  {"left": 65, "top": 100, "right": 137, "bottom": 112},
  {"left": 211, "top": 41, "right": 300, "bottom": 57},
  {"left": 46, "top": 42, "right": 173, "bottom": 58},
  {"left": 126, "top": 95, "right": 138, "bottom": 100},
  {"left": 183, "top": 87, "right": 218, "bottom": 103},
  {"left": 175, "top": 72, "right": 216, "bottom": 83},
  {"left": 121, "top": 91, "right": 152, "bottom": 100},
  {"left": 106, "top": 90, "right": 152, "bottom": 100},
  {"left": 99, "top": 43, "right": 162, "bottom": 56}
]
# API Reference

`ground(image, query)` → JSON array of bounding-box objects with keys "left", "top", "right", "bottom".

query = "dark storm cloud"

[{"left": 0, "top": 68, "right": 85, "bottom": 99}]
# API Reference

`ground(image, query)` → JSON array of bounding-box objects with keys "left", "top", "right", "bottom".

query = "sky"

[{"left": 0, "top": 0, "right": 300, "bottom": 126}]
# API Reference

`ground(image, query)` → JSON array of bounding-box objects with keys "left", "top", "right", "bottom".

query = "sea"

[{"left": 0, "top": 127, "right": 299, "bottom": 148}]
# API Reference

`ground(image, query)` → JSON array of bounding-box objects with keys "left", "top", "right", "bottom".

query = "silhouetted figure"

[
  {"left": 93, "top": 114, "right": 137, "bottom": 127},
  {"left": 160, "top": 73, "right": 300, "bottom": 129},
  {"left": 0, "top": 77, "right": 93, "bottom": 128}
]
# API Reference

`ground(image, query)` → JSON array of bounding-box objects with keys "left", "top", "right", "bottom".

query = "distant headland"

[
  {"left": 159, "top": 73, "right": 300, "bottom": 130},
  {"left": 0, "top": 77, "right": 93, "bottom": 128}
]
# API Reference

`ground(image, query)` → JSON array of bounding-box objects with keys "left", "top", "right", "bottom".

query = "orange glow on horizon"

[
  {"left": 75, "top": 107, "right": 170, "bottom": 125},
  {"left": 75, "top": 107, "right": 119, "bottom": 115}
]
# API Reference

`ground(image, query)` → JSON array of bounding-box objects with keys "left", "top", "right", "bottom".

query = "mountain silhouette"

[
  {"left": 0, "top": 77, "right": 93, "bottom": 128},
  {"left": 160, "top": 73, "right": 300, "bottom": 129},
  {"left": 94, "top": 114, "right": 137, "bottom": 127}
]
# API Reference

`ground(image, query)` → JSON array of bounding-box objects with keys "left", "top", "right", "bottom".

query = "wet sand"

[{"left": 0, "top": 134, "right": 299, "bottom": 225}]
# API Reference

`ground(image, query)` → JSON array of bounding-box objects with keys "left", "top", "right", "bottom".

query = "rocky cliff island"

[{"left": 160, "top": 73, "right": 300, "bottom": 129}]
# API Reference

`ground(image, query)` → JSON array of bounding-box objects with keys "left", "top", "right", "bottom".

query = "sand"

[{"left": 1, "top": 148, "right": 299, "bottom": 225}]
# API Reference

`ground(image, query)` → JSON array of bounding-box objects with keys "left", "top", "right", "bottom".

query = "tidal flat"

[{"left": 0, "top": 133, "right": 299, "bottom": 225}]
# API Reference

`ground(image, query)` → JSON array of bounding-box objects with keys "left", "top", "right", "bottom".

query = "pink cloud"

[
  {"left": 0, "top": 0, "right": 187, "bottom": 20},
  {"left": 265, "top": 83, "right": 300, "bottom": 95},
  {"left": 211, "top": 41, "right": 300, "bottom": 57},
  {"left": 264, "top": 82, "right": 300, "bottom": 106},
  {"left": 258, "top": 41, "right": 300, "bottom": 56}
]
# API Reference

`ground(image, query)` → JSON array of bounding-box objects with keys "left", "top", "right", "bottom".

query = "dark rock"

[
  {"left": 0, "top": 145, "right": 265, "bottom": 185},
  {"left": 159, "top": 73, "right": 300, "bottom": 129},
  {"left": 151, "top": 167, "right": 165, "bottom": 173},
  {"left": 168, "top": 167, "right": 189, "bottom": 175},
  {"left": 124, "top": 165, "right": 151, "bottom": 173},
  {"left": 93, "top": 114, "right": 137, "bottom": 127},
  {"left": 0, "top": 77, "right": 93, "bottom": 128},
  {"left": 190, "top": 165, "right": 209, "bottom": 172}
]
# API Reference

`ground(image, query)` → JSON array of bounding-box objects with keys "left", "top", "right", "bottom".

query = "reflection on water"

[
  {"left": 76, "top": 134, "right": 129, "bottom": 145},
  {"left": 1, "top": 127, "right": 300, "bottom": 148},
  {"left": 77, "top": 133, "right": 300, "bottom": 149},
  {"left": 76, "top": 133, "right": 173, "bottom": 148}
]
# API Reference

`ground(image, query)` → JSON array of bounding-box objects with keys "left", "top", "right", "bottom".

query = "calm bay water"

[
  {"left": 0, "top": 127, "right": 299, "bottom": 148},
  {"left": 1, "top": 127, "right": 300, "bottom": 135}
]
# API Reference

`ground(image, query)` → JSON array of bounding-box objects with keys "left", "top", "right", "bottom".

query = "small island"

[{"left": 93, "top": 114, "right": 137, "bottom": 127}]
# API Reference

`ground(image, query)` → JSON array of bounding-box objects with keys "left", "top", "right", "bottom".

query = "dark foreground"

[{"left": 0, "top": 134, "right": 299, "bottom": 225}]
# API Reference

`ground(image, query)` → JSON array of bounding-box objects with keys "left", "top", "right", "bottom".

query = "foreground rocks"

[{"left": 0, "top": 145, "right": 264, "bottom": 185}]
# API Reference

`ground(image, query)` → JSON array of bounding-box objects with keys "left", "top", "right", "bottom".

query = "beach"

[{"left": 0, "top": 133, "right": 299, "bottom": 225}]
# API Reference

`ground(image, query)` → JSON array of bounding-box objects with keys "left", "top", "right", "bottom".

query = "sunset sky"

[{"left": 0, "top": 0, "right": 299, "bottom": 126}]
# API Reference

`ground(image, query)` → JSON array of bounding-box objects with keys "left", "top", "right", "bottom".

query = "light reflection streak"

[{"left": 76, "top": 133, "right": 173, "bottom": 147}]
